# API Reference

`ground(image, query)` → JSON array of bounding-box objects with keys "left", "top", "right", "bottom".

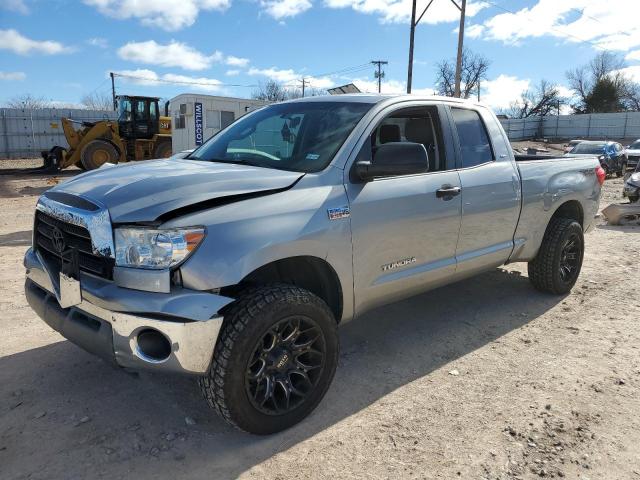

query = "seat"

[
  {"left": 405, "top": 118, "right": 436, "bottom": 171},
  {"left": 379, "top": 124, "right": 401, "bottom": 144}
]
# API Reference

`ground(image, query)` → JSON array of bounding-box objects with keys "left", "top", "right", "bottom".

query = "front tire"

[
  {"left": 528, "top": 218, "right": 584, "bottom": 295},
  {"left": 80, "top": 140, "right": 119, "bottom": 170},
  {"left": 199, "top": 285, "right": 339, "bottom": 435}
]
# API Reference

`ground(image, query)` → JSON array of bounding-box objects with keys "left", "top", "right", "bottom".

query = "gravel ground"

[{"left": 0, "top": 163, "right": 639, "bottom": 480}]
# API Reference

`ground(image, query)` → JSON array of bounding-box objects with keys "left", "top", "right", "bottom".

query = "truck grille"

[{"left": 34, "top": 210, "right": 114, "bottom": 280}]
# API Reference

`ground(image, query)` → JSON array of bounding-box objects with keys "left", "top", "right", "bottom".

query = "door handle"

[{"left": 436, "top": 185, "right": 461, "bottom": 199}]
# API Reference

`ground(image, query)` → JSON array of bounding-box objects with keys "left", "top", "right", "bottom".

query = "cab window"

[{"left": 451, "top": 107, "right": 494, "bottom": 168}]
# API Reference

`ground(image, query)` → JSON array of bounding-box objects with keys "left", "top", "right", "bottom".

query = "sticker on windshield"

[{"left": 306, "top": 153, "right": 320, "bottom": 160}]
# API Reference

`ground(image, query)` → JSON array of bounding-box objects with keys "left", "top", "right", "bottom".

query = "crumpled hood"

[{"left": 51, "top": 159, "right": 304, "bottom": 223}]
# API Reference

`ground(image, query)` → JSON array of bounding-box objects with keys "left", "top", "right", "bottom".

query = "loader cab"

[{"left": 116, "top": 95, "right": 160, "bottom": 140}]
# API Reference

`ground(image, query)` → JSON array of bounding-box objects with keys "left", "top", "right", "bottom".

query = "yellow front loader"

[{"left": 43, "top": 95, "right": 172, "bottom": 171}]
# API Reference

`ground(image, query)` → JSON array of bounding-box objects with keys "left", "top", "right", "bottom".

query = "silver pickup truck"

[{"left": 24, "top": 95, "right": 604, "bottom": 434}]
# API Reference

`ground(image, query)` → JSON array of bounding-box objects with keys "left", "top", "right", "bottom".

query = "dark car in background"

[
  {"left": 565, "top": 141, "right": 627, "bottom": 177},
  {"left": 563, "top": 139, "right": 586, "bottom": 153}
]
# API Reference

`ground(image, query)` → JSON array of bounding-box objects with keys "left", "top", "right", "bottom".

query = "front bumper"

[{"left": 24, "top": 248, "right": 234, "bottom": 375}]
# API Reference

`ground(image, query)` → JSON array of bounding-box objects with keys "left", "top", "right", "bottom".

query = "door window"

[
  {"left": 149, "top": 101, "right": 158, "bottom": 121},
  {"left": 134, "top": 100, "right": 147, "bottom": 121},
  {"left": 368, "top": 107, "right": 446, "bottom": 172},
  {"left": 451, "top": 107, "right": 494, "bottom": 168}
]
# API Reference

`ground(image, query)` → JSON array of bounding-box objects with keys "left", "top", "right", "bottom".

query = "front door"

[{"left": 345, "top": 105, "right": 462, "bottom": 315}]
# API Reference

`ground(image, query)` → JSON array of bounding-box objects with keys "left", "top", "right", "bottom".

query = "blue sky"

[{"left": 1, "top": 0, "right": 639, "bottom": 111}]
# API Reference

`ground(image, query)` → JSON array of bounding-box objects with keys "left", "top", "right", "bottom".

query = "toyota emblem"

[{"left": 51, "top": 227, "right": 65, "bottom": 253}]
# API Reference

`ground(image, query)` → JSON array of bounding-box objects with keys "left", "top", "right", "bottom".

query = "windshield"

[
  {"left": 629, "top": 140, "right": 640, "bottom": 149},
  {"left": 188, "top": 101, "right": 372, "bottom": 172},
  {"left": 571, "top": 143, "right": 605, "bottom": 154}
]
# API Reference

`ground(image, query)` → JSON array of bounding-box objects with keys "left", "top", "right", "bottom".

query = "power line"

[{"left": 112, "top": 73, "right": 261, "bottom": 88}]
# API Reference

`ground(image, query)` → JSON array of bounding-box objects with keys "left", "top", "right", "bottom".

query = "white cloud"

[
  {"left": 627, "top": 50, "right": 640, "bottom": 62},
  {"left": 115, "top": 69, "right": 224, "bottom": 92},
  {"left": 87, "top": 37, "right": 109, "bottom": 48},
  {"left": 324, "top": 0, "right": 487, "bottom": 24},
  {"left": 617, "top": 66, "right": 640, "bottom": 83},
  {"left": 0, "top": 29, "right": 72, "bottom": 55},
  {"left": 226, "top": 69, "right": 241, "bottom": 76},
  {"left": 84, "top": 0, "right": 230, "bottom": 31},
  {"left": 469, "top": 0, "right": 640, "bottom": 55},
  {"left": 351, "top": 77, "right": 435, "bottom": 94},
  {"left": 2, "top": 0, "right": 29, "bottom": 14},
  {"left": 247, "top": 66, "right": 335, "bottom": 89},
  {"left": 481, "top": 74, "right": 530, "bottom": 110},
  {"left": 118, "top": 40, "right": 224, "bottom": 71},
  {"left": 248, "top": 66, "right": 299, "bottom": 84},
  {"left": 0, "top": 71, "right": 26, "bottom": 81},
  {"left": 226, "top": 55, "right": 249, "bottom": 67},
  {"left": 261, "top": 0, "right": 312, "bottom": 19}
]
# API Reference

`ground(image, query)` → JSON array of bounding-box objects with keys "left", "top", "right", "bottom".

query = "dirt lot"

[{"left": 1, "top": 163, "right": 639, "bottom": 480}]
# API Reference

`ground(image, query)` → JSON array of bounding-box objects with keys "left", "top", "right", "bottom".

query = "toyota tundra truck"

[{"left": 24, "top": 95, "right": 604, "bottom": 434}]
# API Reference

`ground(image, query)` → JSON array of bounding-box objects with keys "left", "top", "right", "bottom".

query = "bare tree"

[
  {"left": 503, "top": 80, "right": 565, "bottom": 118},
  {"left": 566, "top": 52, "right": 639, "bottom": 113},
  {"left": 5, "top": 93, "right": 50, "bottom": 109},
  {"left": 252, "top": 80, "right": 300, "bottom": 102},
  {"left": 251, "top": 80, "right": 327, "bottom": 102},
  {"left": 81, "top": 91, "right": 113, "bottom": 110},
  {"left": 435, "top": 49, "right": 490, "bottom": 99}
]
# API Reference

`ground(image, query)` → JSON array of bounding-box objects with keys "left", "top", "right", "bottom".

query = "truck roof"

[{"left": 283, "top": 93, "right": 478, "bottom": 105}]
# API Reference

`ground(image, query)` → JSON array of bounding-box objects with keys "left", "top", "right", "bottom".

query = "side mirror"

[{"left": 355, "top": 142, "right": 429, "bottom": 182}]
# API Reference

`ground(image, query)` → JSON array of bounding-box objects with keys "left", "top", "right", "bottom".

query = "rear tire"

[
  {"left": 528, "top": 218, "right": 584, "bottom": 295},
  {"left": 80, "top": 140, "right": 119, "bottom": 170},
  {"left": 153, "top": 140, "right": 172, "bottom": 158},
  {"left": 199, "top": 284, "right": 339, "bottom": 435}
]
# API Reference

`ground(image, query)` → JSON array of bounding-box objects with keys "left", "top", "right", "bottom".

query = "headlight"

[
  {"left": 631, "top": 173, "right": 640, "bottom": 183},
  {"left": 114, "top": 227, "right": 205, "bottom": 269}
]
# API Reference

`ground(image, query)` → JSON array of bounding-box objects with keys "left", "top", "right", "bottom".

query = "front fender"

[{"left": 165, "top": 172, "right": 355, "bottom": 321}]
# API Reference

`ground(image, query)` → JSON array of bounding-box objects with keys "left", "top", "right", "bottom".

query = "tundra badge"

[{"left": 381, "top": 257, "right": 417, "bottom": 272}]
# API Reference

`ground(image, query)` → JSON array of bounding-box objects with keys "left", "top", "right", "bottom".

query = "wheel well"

[
  {"left": 226, "top": 256, "right": 343, "bottom": 322},
  {"left": 551, "top": 200, "right": 583, "bottom": 228}
]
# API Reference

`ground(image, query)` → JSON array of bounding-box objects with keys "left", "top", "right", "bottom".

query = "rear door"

[{"left": 448, "top": 105, "right": 521, "bottom": 275}]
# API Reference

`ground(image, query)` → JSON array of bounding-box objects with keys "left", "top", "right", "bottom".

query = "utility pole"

[
  {"left": 371, "top": 60, "right": 388, "bottom": 93},
  {"left": 110, "top": 72, "right": 116, "bottom": 110},
  {"left": 300, "top": 77, "right": 310, "bottom": 97},
  {"left": 406, "top": 0, "right": 435, "bottom": 93},
  {"left": 453, "top": 0, "right": 466, "bottom": 98},
  {"left": 477, "top": 78, "right": 480, "bottom": 101}
]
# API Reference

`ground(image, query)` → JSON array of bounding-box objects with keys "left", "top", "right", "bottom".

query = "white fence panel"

[
  {"left": 0, "top": 108, "right": 116, "bottom": 159},
  {"left": 500, "top": 112, "right": 640, "bottom": 141}
]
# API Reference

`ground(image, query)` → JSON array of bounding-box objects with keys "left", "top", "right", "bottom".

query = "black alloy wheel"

[
  {"left": 245, "top": 316, "right": 325, "bottom": 415},
  {"left": 558, "top": 232, "right": 582, "bottom": 284}
]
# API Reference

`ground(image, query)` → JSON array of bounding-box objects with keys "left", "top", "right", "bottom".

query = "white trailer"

[{"left": 169, "top": 94, "right": 268, "bottom": 154}]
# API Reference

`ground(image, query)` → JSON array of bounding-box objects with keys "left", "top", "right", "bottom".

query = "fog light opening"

[{"left": 136, "top": 329, "right": 171, "bottom": 362}]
